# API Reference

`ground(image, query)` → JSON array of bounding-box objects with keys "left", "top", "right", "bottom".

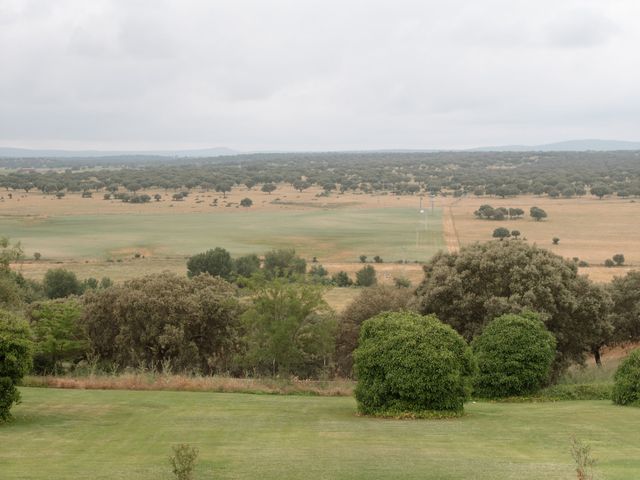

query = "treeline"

[
  {"left": 2, "top": 151, "right": 640, "bottom": 199},
  {"left": 3, "top": 238, "right": 639, "bottom": 381}
]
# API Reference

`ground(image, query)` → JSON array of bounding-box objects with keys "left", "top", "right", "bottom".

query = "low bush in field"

[
  {"left": 472, "top": 312, "right": 556, "bottom": 398},
  {"left": 354, "top": 312, "right": 475, "bottom": 417},
  {"left": 612, "top": 349, "right": 640, "bottom": 406}
]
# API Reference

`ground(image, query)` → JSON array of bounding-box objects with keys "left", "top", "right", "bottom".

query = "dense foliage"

[
  {"left": 612, "top": 349, "right": 640, "bottom": 407},
  {"left": 82, "top": 273, "right": 242, "bottom": 373},
  {"left": 336, "top": 285, "right": 416, "bottom": 376},
  {"left": 43, "top": 268, "right": 82, "bottom": 299},
  {"left": 0, "top": 310, "right": 32, "bottom": 422},
  {"left": 472, "top": 312, "right": 556, "bottom": 398},
  {"left": 354, "top": 312, "right": 475, "bottom": 416},
  {"left": 263, "top": 249, "right": 307, "bottom": 279},
  {"left": 608, "top": 271, "right": 640, "bottom": 346},
  {"left": 355, "top": 265, "right": 377, "bottom": 287},
  {"left": 416, "top": 241, "right": 611, "bottom": 374},
  {"left": 26, "top": 299, "right": 86, "bottom": 374},
  {"left": 239, "top": 280, "right": 336, "bottom": 378},
  {"left": 186, "top": 247, "right": 235, "bottom": 280}
]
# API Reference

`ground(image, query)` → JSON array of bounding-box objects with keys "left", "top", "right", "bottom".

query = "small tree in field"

[
  {"left": 33, "top": 252, "right": 41, "bottom": 261},
  {"left": 355, "top": 265, "right": 377, "bottom": 286},
  {"left": 359, "top": 255, "right": 367, "bottom": 263},
  {"left": 169, "top": 444, "right": 198, "bottom": 480},
  {"left": 240, "top": 197, "right": 253, "bottom": 207},
  {"left": 492, "top": 227, "right": 511, "bottom": 240},
  {"left": 510, "top": 230, "right": 520, "bottom": 239},
  {"left": 571, "top": 436, "right": 596, "bottom": 480},
  {"left": 530, "top": 206, "right": 547, "bottom": 221},
  {"left": 604, "top": 258, "right": 615, "bottom": 268},
  {"left": 612, "top": 254, "right": 625, "bottom": 266},
  {"left": 261, "top": 183, "right": 277, "bottom": 194},
  {"left": 552, "top": 237, "right": 560, "bottom": 245},
  {"left": 590, "top": 184, "right": 612, "bottom": 200},
  {"left": 354, "top": 312, "right": 475, "bottom": 416}
]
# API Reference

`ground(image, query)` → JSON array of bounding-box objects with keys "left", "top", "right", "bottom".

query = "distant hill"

[
  {"left": 471, "top": 139, "right": 640, "bottom": 152},
  {"left": 0, "top": 146, "right": 237, "bottom": 158}
]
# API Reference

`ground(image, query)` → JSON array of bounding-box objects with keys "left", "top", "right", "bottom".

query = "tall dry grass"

[{"left": 22, "top": 373, "right": 354, "bottom": 396}]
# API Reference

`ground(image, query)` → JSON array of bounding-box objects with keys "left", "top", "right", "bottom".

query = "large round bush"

[
  {"left": 472, "top": 312, "right": 556, "bottom": 398},
  {"left": 0, "top": 310, "right": 33, "bottom": 422},
  {"left": 612, "top": 349, "right": 640, "bottom": 406},
  {"left": 354, "top": 312, "right": 475, "bottom": 416}
]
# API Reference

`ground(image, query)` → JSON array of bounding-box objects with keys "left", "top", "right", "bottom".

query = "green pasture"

[
  {"left": 0, "top": 207, "right": 444, "bottom": 262},
  {"left": 1, "top": 388, "right": 639, "bottom": 479}
]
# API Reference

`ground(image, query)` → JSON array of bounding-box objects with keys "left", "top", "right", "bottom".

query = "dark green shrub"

[
  {"left": 43, "top": 268, "right": 82, "bottom": 299},
  {"left": 0, "top": 310, "right": 33, "bottom": 422},
  {"left": 263, "top": 249, "right": 306, "bottom": 279},
  {"left": 612, "top": 349, "right": 640, "bottom": 406},
  {"left": 187, "top": 247, "right": 235, "bottom": 280},
  {"left": 355, "top": 265, "right": 376, "bottom": 287},
  {"left": 472, "top": 313, "right": 556, "bottom": 398},
  {"left": 354, "top": 312, "right": 475, "bottom": 416},
  {"left": 331, "top": 271, "right": 353, "bottom": 287},
  {"left": 235, "top": 254, "right": 261, "bottom": 278}
]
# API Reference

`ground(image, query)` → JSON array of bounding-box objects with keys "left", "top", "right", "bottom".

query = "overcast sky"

[{"left": 1, "top": 0, "right": 639, "bottom": 151}]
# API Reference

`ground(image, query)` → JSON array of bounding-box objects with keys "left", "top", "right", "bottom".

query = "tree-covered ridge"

[{"left": 1, "top": 150, "right": 640, "bottom": 198}]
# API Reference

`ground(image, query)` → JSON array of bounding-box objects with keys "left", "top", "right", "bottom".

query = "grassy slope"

[
  {"left": 2, "top": 388, "right": 639, "bottom": 479},
  {"left": 1, "top": 207, "right": 444, "bottom": 262}
]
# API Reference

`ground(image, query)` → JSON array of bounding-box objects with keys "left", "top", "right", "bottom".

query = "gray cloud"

[{"left": 0, "top": 0, "right": 639, "bottom": 150}]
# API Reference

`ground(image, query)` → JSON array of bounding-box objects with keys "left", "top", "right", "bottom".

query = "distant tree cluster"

[
  {"left": 474, "top": 205, "right": 524, "bottom": 220},
  {"left": 2, "top": 151, "right": 640, "bottom": 200}
]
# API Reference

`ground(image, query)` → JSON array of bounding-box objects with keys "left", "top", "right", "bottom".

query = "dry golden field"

[
  {"left": 442, "top": 194, "right": 638, "bottom": 283},
  {"left": 3, "top": 186, "right": 637, "bottom": 290}
]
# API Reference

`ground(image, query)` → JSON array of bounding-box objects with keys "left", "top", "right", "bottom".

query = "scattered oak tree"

[
  {"left": 530, "top": 206, "right": 548, "bottom": 221},
  {"left": 492, "top": 227, "right": 511, "bottom": 240}
]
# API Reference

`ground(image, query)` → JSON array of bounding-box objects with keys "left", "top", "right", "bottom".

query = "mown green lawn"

[
  {"left": 0, "top": 207, "right": 443, "bottom": 262},
  {"left": 1, "top": 388, "right": 639, "bottom": 479}
]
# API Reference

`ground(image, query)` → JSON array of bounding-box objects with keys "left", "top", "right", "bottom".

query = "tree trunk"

[{"left": 592, "top": 346, "right": 602, "bottom": 367}]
